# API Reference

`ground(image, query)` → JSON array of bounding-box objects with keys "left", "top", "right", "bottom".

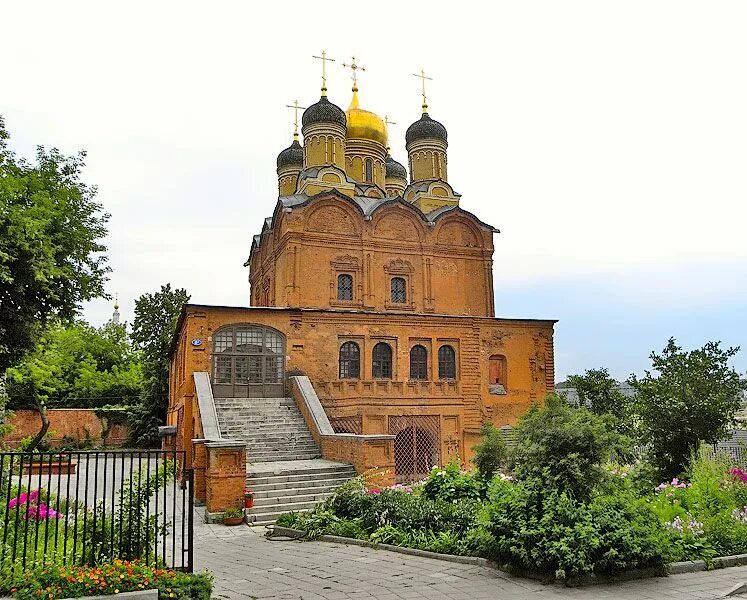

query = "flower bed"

[
  {"left": 0, "top": 560, "right": 212, "bottom": 600},
  {"left": 279, "top": 459, "right": 747, "bottom": 582}
]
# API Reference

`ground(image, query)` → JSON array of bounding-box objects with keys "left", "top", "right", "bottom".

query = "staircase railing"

[
  {"left": 289, "top": 376, "right": 396, "bottom": 487},
  {"left": 191, "top": 372, "right": 246, "bottom": 521}
]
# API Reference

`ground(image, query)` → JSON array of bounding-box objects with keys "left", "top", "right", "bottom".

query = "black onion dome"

[
  {"left": 302, "top": 96, "right": 346, "bottom": 129},
  {"left": 405, "top": 112, "right": 447, "bottom": 145},
  {"left": 276, "top": 139, "right": 303, "bottom": 170},
  {"left": 385, "top": 154, "right": 407, "bottom": 180}
]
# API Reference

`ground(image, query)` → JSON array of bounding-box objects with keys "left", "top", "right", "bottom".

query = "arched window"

[
  {"left": 365, "top": 158, "right": 373, "bottom": 183},
  {"left": 489, "top": 354, "right": 507, "bottom": 393},
  {"left": 212, "top": 325, "right": 285, "bottom": 397},
  {"left": 372, "top": 342, "right": 393, "bottom": 379},
  {"left": 409, "top": 345, "right": 428, "bottom": 380},
  {"left": 438, "top": 345, "right": 456, "bottom": 380},
  {"left": 391, "top": 277, "right": 406, "bottom": 303},
  {"left": 339, "top": 341, "right": 360, "bottom": 379},
  {"left": 337, "top": 273, "right": 353, "bottom": 301}
]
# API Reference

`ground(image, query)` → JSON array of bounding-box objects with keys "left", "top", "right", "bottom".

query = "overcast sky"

[{"left": 3, "top": 1, "right": 746, "bottom": 381}]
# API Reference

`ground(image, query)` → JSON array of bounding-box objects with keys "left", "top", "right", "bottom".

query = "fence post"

[{"left": 204, "top": 440, "right": 246, "bottom": 522}]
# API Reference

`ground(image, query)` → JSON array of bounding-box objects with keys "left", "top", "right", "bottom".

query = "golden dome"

[{"left": 345, "top": 88, "right": 387, "bottom": 146}]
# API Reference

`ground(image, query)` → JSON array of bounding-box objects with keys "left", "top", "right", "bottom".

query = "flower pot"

[
  {"left": 244, "top": 496, "right": 254, "bottom": 509},
  {"left": 223, "top": 516, "right": 244, "bottom": 526}
]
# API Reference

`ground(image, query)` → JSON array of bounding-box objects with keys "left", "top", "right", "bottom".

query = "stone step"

[
  {"left": 248, "top": 453, "right": 321, "bottom": 463},
  {"left": 245, "top": 507, "right": 312, "bottom": 527},
  {"left": 252, "top": 483, "right": 343, "bottom": 500},
  {"left": 247, "top": 467, "right": 356, "bottom": 486},
  {"left": 243, "top": 442, "right": 317, "bottom": 449},
  {"left": 245, "top": 498, "right": 323, "bottom": 519},
  {"left": 221, "top": 430, "right": 315, "bottom": 438},
  {"left": 252, "top": 490, "right": 335, "bottom": 507},
  {"left": 250, "top": 476, "right": 352, "bottom": 494}
]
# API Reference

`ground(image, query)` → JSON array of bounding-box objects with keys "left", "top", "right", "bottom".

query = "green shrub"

[
  {"left": 471, "top": 422, "right": 507, "bottom": 480},
  {"left": 512, "top": 394, "right": 629, "bottom": 500},
  {"left": 422, "top": 463, "right": 481, "bottom": 502},
  {"left": 485, "top": 481, "right": 669, "bottom": 579}
]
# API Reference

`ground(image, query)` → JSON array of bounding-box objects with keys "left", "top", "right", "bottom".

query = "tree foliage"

[
  {"left": 129, "top": 284, "right": 189, "bottom": 447},
  {"left": 512, "top": 394, "right": 630, "bottom": 500},
  {"left": 566, "top": 367, "right": 628, "bottom": 420},
  {"left": 471, "top": 421, "right": 508, "bottom": 480},
  {"left": 5, "top": 320, "right": 142, "bottom": 409},
  {"left": 630, "top": 338, "right": 745, "bottom": 480},
  {"left": 0, "top": 117, "right": 110, "bottom": 372}
]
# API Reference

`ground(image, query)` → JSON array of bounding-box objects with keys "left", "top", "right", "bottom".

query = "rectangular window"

[{"left": 214, "top": 356, "right": 232, "bottom": 384}]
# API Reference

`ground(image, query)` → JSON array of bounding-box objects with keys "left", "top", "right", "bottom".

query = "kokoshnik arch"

[{"left": 167, "top": 56, "right": 557, "bottom": 490}]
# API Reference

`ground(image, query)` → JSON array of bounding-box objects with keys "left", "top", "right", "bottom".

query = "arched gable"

[
  {"left": 304, "top": 197, "right": 362, "bottom": 237},
  {"left": 371, "top": 203, "right": 426, "bottom": 242},
  {"left": 435, "top": 216, "right": 482, "bottom": 248}
]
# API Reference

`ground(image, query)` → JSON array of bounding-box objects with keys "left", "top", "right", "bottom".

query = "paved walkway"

[{"left": 194, "top": 515, "right": 747, "bottom": 599}]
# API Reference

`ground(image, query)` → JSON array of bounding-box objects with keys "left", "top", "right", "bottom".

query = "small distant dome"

[
  {"left": 385, "top": 154, "right": 407, "bottom": 180},
  {"left": 276, "top": 139, "right": 303, "bottom": 170},
  {"left": 346, "top": 89, "right": 387, "bottom": 146},
  {"left": 302, "top": 96, "right": 346, "bottom": 129},
  {"left": 405, "top": 113, "right": 448, "bottom": 146}
]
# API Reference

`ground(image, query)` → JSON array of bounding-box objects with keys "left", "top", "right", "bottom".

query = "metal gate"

[
  {"left": 212, "top": 325, "right": 285, "bottom": 398},
  {"left": 0, "top": 450, "right": 194, "bottom": 572},
  {"left": 389, "top": 416, "right": 441, "bottom": 484}
]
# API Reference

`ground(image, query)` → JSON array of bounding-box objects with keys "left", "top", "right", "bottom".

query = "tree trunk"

[{"left": 26, "top": 399, "right": 49, "bottom": 453}]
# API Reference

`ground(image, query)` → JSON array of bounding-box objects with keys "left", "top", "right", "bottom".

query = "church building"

[{"left": 168, "top": 57, "right": 556, "bottom": 518}]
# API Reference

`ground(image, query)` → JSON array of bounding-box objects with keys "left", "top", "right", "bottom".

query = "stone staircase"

[{"left": 213, "top": 396, "right": 356, "bottom": 526}]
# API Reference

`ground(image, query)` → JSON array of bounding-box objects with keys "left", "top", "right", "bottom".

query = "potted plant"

[
  {"left": 244, "top": 489, "right": 254, "bottom": 509},
  {"left": 223, "top": 507, "right": 244, "bottom": 526}
]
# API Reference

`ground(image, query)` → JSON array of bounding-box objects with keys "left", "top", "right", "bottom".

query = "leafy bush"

[
  {"left": 484, "top": 481, "right": 669, "bottom": 579},
  {"left": 471, "top": 422, "right": 507, "bottom": 480},
  {"left": 512, "top": 394, "right": 629, "bottom": 500},
  {"left": 0, "top": 560, "right": 212, "bottom": 600},
  {"left": 421, "top": 463, "right": 481, "bottom": 502}
]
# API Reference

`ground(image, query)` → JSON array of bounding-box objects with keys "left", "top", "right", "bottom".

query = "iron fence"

[{"left": 0, "top": 450, "right": 193, "bottom": 572}]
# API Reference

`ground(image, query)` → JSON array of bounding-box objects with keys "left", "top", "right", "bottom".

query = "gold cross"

[
  {"left": 285, "top": 100, "right": 306, "bottom": 138},
  {"left": 342, "top": 56, "right": 366, "bottom": 89},
  {"left": 412, "top": 69, "right": 433, "bottom": 112},
  {"left": 312, "top": 50, "right": 336, "bottom": 96},
  {"left": 384, "top": 115, "right": 396, "bottom": 151}
]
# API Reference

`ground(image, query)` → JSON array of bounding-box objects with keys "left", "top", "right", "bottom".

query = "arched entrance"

[
  {"left": 212, "top": 325, "right": 285, "bottom": 398},
  {"left": 389, "top": 416, "right": 440, "bottom": 484}
]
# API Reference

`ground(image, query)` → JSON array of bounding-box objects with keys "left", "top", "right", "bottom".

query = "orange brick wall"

[
  {"left": 169, "top": 305, "right": 554, "bottom": 469},
  {"left": 5, "top": 409, "right": 129, "bottom": 448},
  {"left": 248, "top": 193, "right": 496, "bottom": 318}
]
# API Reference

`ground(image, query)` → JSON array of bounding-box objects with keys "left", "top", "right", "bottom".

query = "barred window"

[
  {"left": 339, "top": 341, "right": 360, "bottom": 379},
  {"left": 372, "top": 342, "right": 393, "bottom": 379},
  {"left": 438, "top": 345, "right": 456, "bottom": 380},
  {"left": 365, "top": 158, "right": 373, "bottom": 183},
  {"left": 391, "top": 277, "right": 406, "bottom": 303},
  {"left": 409, "top": 345, "right": 428, "bottom": 380},
  {"left": 337, "top": 273, "right": 353, "bottom": 301}
]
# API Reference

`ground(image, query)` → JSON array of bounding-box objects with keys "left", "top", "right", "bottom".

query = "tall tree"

[
  {"left": 5, "top": 320, "right": 143, "bottom": 409},
  {"left": 565, "top": 367, "right": 629, "bottom": 421},
  {"left": 0, "top": 116, "right": 110, "bottom": 373},
  {"left": 130, "top": 284, "right": 189, "bottom": 447},
  {"left": 630, "top": 338, "right": 745, "bottom": 479}
]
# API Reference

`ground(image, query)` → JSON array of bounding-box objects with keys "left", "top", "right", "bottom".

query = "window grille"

[
  {"left": 391, "top": 277, "right": 407, "bottom": 303},
  {"left": 409, "top": 345, "right": 428, "bottom": 380},
  {"left": 438, "top": 345, "right": 456, "bottom": 379},
  {"left": 337, "top": 273, "right": 353, "bottom": 301},
  {"left": 339, "top": 341, "right": 361, "bottom": 379},
  {"left": 372, "top": 342, "right": 393, "bottom": 379},
  {"left": 365, "top": 158, "right": 373, "bottom": 182}
]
